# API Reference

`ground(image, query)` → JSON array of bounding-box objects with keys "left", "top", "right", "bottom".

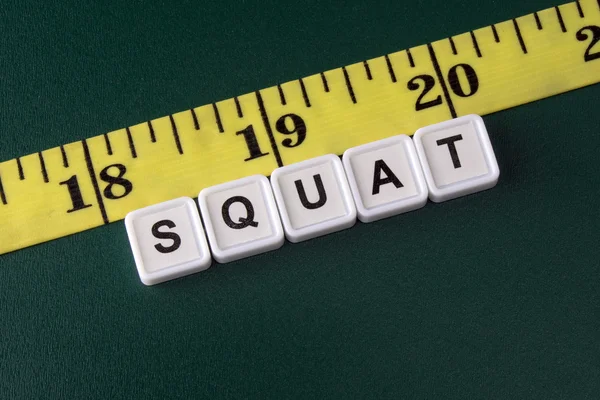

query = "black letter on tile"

[
  {"left": 436, "top": 134, "right": 463, "bottom": 168},
  {"left": 295, "top": 174, "right": 327, "bottom": 209},
  {"left": 372, "top": 159, "right": 403, "bottom": 195},
  {"left": 152, "top": 219, "right": 182, "bottom": 253},
  {"left": 222, "top": 196, "right": 259, "bottom": 229}
]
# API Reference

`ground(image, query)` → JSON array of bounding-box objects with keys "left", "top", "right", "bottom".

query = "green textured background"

[{"left": 1, "top": 0, "right": 599, "bottom": 398}]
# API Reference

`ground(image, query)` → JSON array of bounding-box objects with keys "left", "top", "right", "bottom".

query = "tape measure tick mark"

[
  {"left": 0, "top": 174, "right": 6, "bottom": 205},
  {"left": 342, "top": 66, "right": 357, "bottom": 104},
  {"left": 103, "top": 133, "right": 113, "bottom": 155},
  {"left": 212, "top": 103, "right": 224, "bottom": 133},
  {"left": 16, "top": 157, "right": 24, "bottom": 180},
  {"left": 363, "top": 60, "right": 373, "bottom": 80},
  {"left": 470, "top": 31, "right": 482, "bottom": 57},
  {"left": 555, "top": 6, "right": 567, "bottom": 32},
  {"left": 60, "top": 145, "right": 69, "bottom": 168},
  {"left": 37, "top": 152, "right": 49, "bottom": 183},
  {"left": 449, "top": 36, "right": 458, "bottom": 54},
  {"left": 576, "top": 0, "right": 585, "bottom": 18},
  {"left": 189, "top": 109, "right": 199, "bottom": 131},
  {"left": 427, "top": 43, "right": 457, "bottom": 118},
  {"left": 298, "top": 78, "right": 311, "bottom": 107},
  {"left": 512, "top": 18, "right": 528, "bottom": 54},
  {"left": 254, "top": 90, "right": 283, "bottom": 167},
  {"left": 491, "top": 24, "right": 500, "bottom": 42},
  {"left": 406, "top": 49, "right": 416, "bottom": 67},
  {"left": 320, "top": 72, "right": 330, "bottom": 92},
  {"left": 168, "top": 115, "right": 184, "bottom": 155},
  {"left": 277, "top": 84, "right": 287, "bottom": 105},
  {"left": 384, "top": 55, "right": 397, "bottom": 83},
  {"left": 81, "top": 139, "right": 109, "bottom": 225},
  {"left": 234, "top": 96, "right": 244, "bottom": 118},
  {"left": 534, "top": 12, "right": 543, "bottom": 30},
  {"left": 125, "top": 127, "right": 137, "bottom": 158}
]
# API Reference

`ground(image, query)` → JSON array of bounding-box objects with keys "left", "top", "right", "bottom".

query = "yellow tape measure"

[{"left": 1, "top": 0, "right": 599, "bottom": 255}]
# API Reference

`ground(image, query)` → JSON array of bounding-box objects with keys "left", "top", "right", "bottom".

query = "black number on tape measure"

[
  {"left": 577, "top": 25, "right": 600, "bottom": 62},
  {"left": 447, "top": 64, "right": 479, "bottom": 97},
  {"left": 407, "top": 75, "right": 442, "bottom": 111},
  {"left": 408, "top": 63, "right": 479, "bottom": 111},
  {"left": 276, "top": 113, "right": 306, "bottom": 148},
  {"left": 236, "top": 125, "right": 270, "bottom": 161},
  {"left": 99, "top": 164, "right": 133, "bottom": 200},
  {"left": 59, "top": 175, "right": 92, "bottom": 213},
  {"left": 237, "top": 114, "right": 307, "bottom": 162}
]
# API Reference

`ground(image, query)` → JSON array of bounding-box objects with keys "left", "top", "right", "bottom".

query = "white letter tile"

[
  {"left": 125, "top": 197, "right": 212, "bottom": 286},
  {"left": 413, "top": 114, "right": 499, "bottom": 202},
  {"left": 270, "top": 154, "right": 356, "bottom": 243},
  {"left": 198, "top": 175, "right": 284, "bottom": 263},
  {"left": 342, "top": 135, "right": 428, "bottom": 222}
]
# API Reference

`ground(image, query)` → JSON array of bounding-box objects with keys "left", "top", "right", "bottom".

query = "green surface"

[{"left": 1, "top": 0, "right": 599, "bottom": 398}]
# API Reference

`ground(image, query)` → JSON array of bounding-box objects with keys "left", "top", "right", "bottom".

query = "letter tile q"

[{"left": 198, "top": 175, "right": 284, "bottom": 263}]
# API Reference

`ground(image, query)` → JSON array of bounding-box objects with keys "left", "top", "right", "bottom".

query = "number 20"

[{"left": 408, "top": 63, "right": 479, "bottom": 111}]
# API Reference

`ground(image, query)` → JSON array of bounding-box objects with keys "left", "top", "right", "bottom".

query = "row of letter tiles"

[{"left": 125, "top": 114, "right": 500, "bottom": 285}]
